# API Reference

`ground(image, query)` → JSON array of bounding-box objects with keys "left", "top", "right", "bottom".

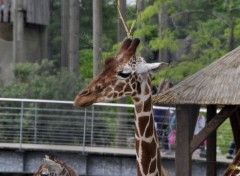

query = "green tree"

[
  {"left": 48, "top": 0, "right": 62, "bottom": 64},
  {"left": 132, "top": 0, "right": 240, "bottom": 85}
]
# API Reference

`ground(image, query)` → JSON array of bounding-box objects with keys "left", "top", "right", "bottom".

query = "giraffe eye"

[{"left": 117, "top": 71, "right": 131, "bottom": 78}]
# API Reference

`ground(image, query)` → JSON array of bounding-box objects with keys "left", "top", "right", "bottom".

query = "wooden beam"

[
  {"left": 206, "top": 105, "right": 217, "bottom": 176},
  {"left": 191, "top": 105, "right": 239, "bottom": 153},
  {"left": 229, "top": 108, "right": 240, "bottom": 151},
  {"left": 175, "top": 104, "right": 200, "bottom": 176}
]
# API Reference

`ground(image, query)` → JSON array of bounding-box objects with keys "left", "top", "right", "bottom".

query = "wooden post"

[
  {"left": 175, "top": 104, "right": 200, "bottom": 176},
  {"left": 206, "top": 105, "right": 217, "bottom": 176},
  {"left": 93, "top": 0, "right": 102, "bottom": 77},
  {"left": 12, "top": 0, "right": 24, "bottom": 63},
  {"left": 230, "top": 108, "right": 240, "bottom": 151}
]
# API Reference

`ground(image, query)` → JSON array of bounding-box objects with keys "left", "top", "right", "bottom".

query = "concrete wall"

[
  {"left": 22, "top": 24, "right": 47, "bottom": 63},
  {"left": 0, "top": 149, "right": 229, "bottom": 176},
  {"left": 0, "top": 23, "right": 12, "bottom": 41},
  {"left": 0, "top": 24, "right": 47, "bottom": 82}
]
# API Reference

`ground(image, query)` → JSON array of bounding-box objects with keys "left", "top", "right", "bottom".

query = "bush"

[{"left": 0, "top": 60, "right": 85, "bottom": 100}]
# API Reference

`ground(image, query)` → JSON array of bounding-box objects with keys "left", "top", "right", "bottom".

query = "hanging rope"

[{"left": 116, "top": 0, "right": 138, "bottom": 38}]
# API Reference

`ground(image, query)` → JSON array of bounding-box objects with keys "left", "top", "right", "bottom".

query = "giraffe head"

[
  {"left": 34, "top": 155, "right": 78, "bottom": 176},
  {"left": 74, "top": 38, "right": 168, "bottom": 107}
]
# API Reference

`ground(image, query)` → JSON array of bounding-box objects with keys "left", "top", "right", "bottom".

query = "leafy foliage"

[
  {"left": 79, "top": 49, "right": 93, "bottom": 81},
  {"left": 217, "top": 119, "right": 233, "bottom": 154},
  {"left": 0, "top": 60, "right": 83, "bottom": 100},
  {"left": 133, "top": 0, "right": 240, "bottom": 86}
]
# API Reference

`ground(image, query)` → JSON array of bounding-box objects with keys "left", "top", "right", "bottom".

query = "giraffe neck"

[{"left": 133, "top": 79, "right": 162, "bottom": 176}]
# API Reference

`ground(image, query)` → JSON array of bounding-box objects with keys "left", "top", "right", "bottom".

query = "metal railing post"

[
  {"left": 90, "top": 106, "right": 95, "bottom": 146},
  {"left": 34, "top": 102, "right": 38, "bottom": 144},
  {"left": 82, "top": 108, "right": 87, "bottom": 154},
  {"left": 19, "top": 101, "right": 24, "bottom": 150}
]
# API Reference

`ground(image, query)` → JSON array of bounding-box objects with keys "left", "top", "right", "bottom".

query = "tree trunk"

[
  {"left": 68, "top": 0, "right": 79, "bottom": 75},
  {"left": 93, "top": 0, "right": 102, "bottom": 78},
  {"left": 158, "top": 2, "right": 168, "bottom": 63},
  {"left": 61, "top": 0, "right": 79, "bottom": 76},
  {"left": 117, "top": 0, "right": 126, "bottom": 41},
  {"left": 61, "top": 0, "right": 69, "bottom": 68},
  {"left": 226, "top": 0, "right": 234, "bottom": 51},
  {"left": 136, "top": 0, "right": 146, "bottom": 57},
  {"left": 12, "top": 0, "right": 24, "bottom": 63}
]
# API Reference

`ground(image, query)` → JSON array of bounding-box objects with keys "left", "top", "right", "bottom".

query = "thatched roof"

[{"left": 153, "top": 46, "right": 240, "bottom": 105}]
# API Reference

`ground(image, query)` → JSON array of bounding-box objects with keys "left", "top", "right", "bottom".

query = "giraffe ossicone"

[{"left": 74, "top": 38, "right": 169, "bottom": 176}]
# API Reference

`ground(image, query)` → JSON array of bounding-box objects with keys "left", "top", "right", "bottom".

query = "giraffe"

[
  {"left": 224, "top": 149, "right": 240, "bottom": 176},
  {"left": 74, "top": 38, "right": 169, "bottom": 176},
  {"left": 34, "top": 155, "right": 78, "bottom": 176}
]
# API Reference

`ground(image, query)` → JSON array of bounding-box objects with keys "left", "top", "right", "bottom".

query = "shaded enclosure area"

[{"left": 153, "top": 46, "right": 240, "bottom": 176}]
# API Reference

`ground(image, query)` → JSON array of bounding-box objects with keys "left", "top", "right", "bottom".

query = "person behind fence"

[
  {"left": 226, "top": 141, "right": 235, "bottom": 159},
  {"left": 0, "top": 0, "right": 4, "bottom": 8},
  {"left": 167, "top": 113, "right": 176, "bottom": 154},
  {"left": 152, "top": 80, "right": 173, "bottom": 152},
  {"left": 194, "top": 114, "right": 206, "bottom": 158},
  {"left": 0, "top": 0, "right": 5, "bottom": 22}
]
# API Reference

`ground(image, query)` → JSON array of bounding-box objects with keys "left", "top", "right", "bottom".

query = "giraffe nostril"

[{"left": 79, "top": 89, "right": 90, "bottom": 96}]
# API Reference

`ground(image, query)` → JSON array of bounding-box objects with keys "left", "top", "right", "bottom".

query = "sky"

[{"left": 127, "top": 0, "right": 136, "bottom": 5}]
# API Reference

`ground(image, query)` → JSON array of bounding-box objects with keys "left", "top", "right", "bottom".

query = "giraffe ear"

[{"left": 136, "top": 62, "right": 168, "bottom": 74}]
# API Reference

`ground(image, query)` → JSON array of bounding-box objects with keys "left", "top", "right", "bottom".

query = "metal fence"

[
  {"left": 0, "top": 98, "right": 234, "bottom": 156},
  {"left": 0, "top": 98, "right": 174, "bottom": 149}
]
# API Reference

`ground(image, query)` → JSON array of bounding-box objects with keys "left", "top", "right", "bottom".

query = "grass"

[{"left": 217, "top": 119, "right": 233, "bottom": 154}]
